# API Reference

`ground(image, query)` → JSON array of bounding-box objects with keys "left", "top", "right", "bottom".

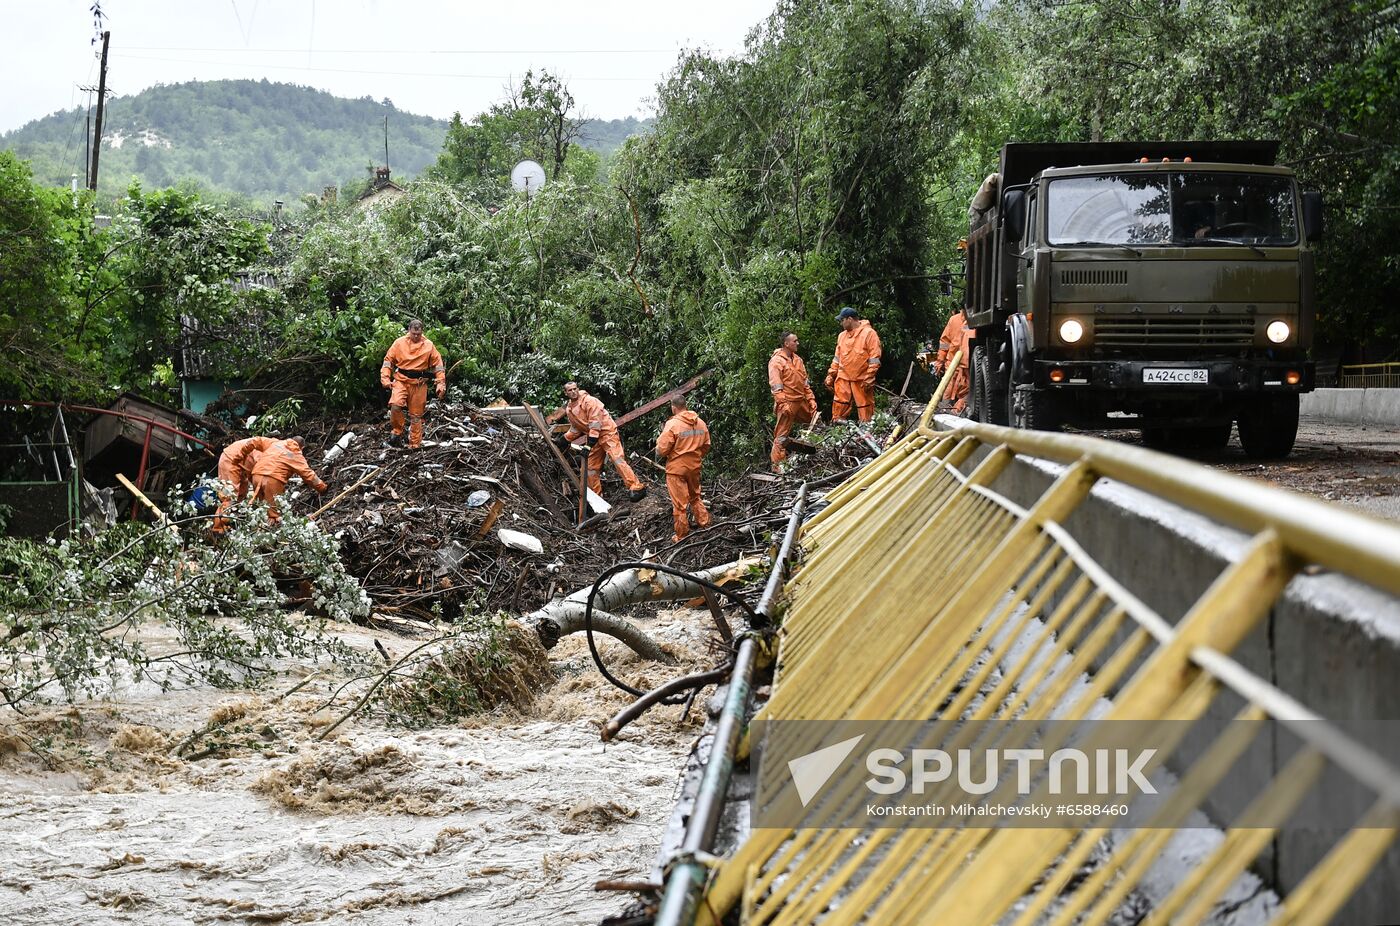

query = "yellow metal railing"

[
  {"left": 695, "top": 418, "right": 1400, "bottom": 926},
  {"left": 1339, "top": 361, "right": 1400, "bottom": 388}
]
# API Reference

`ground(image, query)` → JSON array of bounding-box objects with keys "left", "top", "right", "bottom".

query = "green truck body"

[{"left": 965, "top": 141, "right": 1321, "bottom": 458}]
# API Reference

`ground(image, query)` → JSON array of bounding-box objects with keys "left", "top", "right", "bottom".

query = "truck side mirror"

[
  {"left": 1003, "top": 189, "right": 1027, "bottom": 243},
  {"left": 1301, "top": 192, "right": 1323, "bottom": 243}
]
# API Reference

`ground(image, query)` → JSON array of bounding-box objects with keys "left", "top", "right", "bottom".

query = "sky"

[{"left": 0, "top": 0, "right": 777, "bottom": 133}]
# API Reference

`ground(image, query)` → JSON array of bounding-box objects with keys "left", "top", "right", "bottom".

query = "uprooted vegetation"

[{"left": 1, "top": 387, "right": 888, "bottom": 729}]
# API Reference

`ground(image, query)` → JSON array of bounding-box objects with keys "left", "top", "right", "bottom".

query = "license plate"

[{"left": 1143, "top": 368, "right": 1208, "bottom": 384}]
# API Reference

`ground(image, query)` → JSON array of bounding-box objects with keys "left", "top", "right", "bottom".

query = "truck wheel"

[
  {"left": 1237, "top": 395, "right": 1300, "bottom": 460},
  {"left": 1008, "top": 385, "right": 1060, "bottom": 433},
  {"left": 974, "top": 345, "right": 1008, "bottom": 425},
  {"left": 972, "top": 346, "right": 987, "bottom": 422}
]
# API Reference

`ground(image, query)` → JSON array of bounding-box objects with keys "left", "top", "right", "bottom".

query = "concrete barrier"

[
  {"left": 935, "top": 415, "right": 1400, "bottom": 925},
  {"left": 1301, "top": 387, "right": 1400, "bottom": 426}
]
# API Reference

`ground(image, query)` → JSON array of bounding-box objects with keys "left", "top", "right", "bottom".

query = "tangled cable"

[{"left": 583, "top": 561, "right": 761, "bottom": 700}]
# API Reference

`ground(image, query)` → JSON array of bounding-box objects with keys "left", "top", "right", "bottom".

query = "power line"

[
  {"left": 119, "top": 45, "right": 680, "bottom": 54},
  {"left": 111, "top": 53, "right": 660, "bottom": 81}
]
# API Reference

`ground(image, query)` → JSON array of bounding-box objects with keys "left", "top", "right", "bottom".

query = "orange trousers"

[
  {"left": 586, "top": 433, "right": 644, "bottom": 495},
  {"left": 389, "top": 378, "right": 429, "bottom": 447},
  {"left": 831, "top": 378, "right": 875, "bottom": 422},
  {"left": 665, "top": 468, "right": 711, "bottom": 540},
  {"left": 771, "top": 399, "right": 815, "bottom": 465},
  {"left": 251, "top": 475, "right": 289, "bottom": 524},
  {"left": 944, "top": 364, "right": 970, "bottom": 414},
  {"left": 212, "top": 460, "right": 253, "bottom": 534}
]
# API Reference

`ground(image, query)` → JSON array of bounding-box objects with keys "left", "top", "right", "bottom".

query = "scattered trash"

[
  {"left": 323, "top": 431, "right": 356, "bottom": 463},
  {"left": 467, "top": 490, "right": 492, "bottom": 508},
  {"left": 498, "top": 528, "right": 544, "bottom": 554}
]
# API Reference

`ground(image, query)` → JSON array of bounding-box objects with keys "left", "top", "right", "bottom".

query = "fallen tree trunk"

[{"left": 526, "top": 558, "right": 758, "bottom": 661}]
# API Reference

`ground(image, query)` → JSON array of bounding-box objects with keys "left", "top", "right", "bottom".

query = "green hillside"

[{"left": 0, "top": 79, "right": 651, "bottom": 203}]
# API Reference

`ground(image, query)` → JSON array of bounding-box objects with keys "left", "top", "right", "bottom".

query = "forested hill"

[{"left": 0, "top": 79, "right": 651, "bottom": 203}]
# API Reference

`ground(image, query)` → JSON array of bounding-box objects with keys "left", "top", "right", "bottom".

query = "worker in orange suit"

[
  {"left": 656, "top": 395, "right": 711, "bottom": 542},
  {"left": 935, "top": 309, "right": 974, "bottom": 414},
  {"left": 825, "top": 306, "right": 881, "bottom": 422},
  {"left": 768, "top": 331, "right": 818, "bottom": 474},
  {"left": 211, "top": 435, "right": 276, "bottom": 533},
  {"left": 560, "top": 381, "right": 647, "bottom": 501},
  {"left": 380, "top": 318, "right": 446, "bottom": 449},
  {"left": 250, "top": 436, "right": 328, "bottom": 524}
]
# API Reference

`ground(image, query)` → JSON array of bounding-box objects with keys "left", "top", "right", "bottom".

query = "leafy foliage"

[{"left": 0, "top": 499, "right": 370, "bottom": 711}]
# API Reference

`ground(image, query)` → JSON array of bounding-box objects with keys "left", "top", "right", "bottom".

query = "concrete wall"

[
  {"left": 1301, "top": 387, "right": 1400, "bottom": 426},
  {"left": 937, "top": 417, "right": 1400, "bottom": 925}
]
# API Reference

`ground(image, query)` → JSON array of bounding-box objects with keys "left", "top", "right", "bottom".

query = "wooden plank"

[
  {"left": 115, "top": 472, "right": 176, "bottom": 534},
  {"left": 523, "top": 403, "right": 584, "bottom": 496},
  {"left": 613, "top": 369, "right": 713, "bottom": 431}
]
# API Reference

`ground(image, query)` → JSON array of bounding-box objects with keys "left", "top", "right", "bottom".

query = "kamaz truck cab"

[{"left": 965, "top": 141, "right": 1322, "bottom": 458}]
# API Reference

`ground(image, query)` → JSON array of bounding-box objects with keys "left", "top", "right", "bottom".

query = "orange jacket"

[
  {"left": 221, "top": 436, "right": 276, "bottom": 475},
  {"left": 251, "top": 439, "right": 327, "bottom": 492},
  {"left": 381, "top": 335, "right": 446, "bottom": 388},
  {"left": 562, "top": 390, "right": 618, "bottom": 443},
  {"left": 768, "top": 349, "right": 817, "bottom": 407},
  {"left": 937, "top": 311, "right": 972, "bottom": 370},
  {"left": 656, "top": 410, "right": 710, "bottom": 474},
  {"left": 828, "top": 320, "right": 881, "bottom": 383}
]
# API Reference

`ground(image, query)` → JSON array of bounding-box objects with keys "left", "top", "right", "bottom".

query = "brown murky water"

[{"left": 0, "top": 611, "right": 718, "bottom": 925}]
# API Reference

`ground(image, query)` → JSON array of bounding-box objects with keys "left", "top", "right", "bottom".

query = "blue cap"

[{"left": 836, "top": 307, "right": 859, "bottom": 321}]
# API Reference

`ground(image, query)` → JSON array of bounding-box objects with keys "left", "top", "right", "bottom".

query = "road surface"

[{"left": 1092, "top": 416, "right": 1400, "bottom": 522}]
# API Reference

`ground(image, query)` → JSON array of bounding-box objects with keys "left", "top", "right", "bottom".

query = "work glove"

[
  {"left": 436, "top": 383, "right": 446, "bottom": 399},
  {"left": 824, "top": 374, "right": 836, "bottom": 390},
  {"left": 314, "top": 480, "right": 329, "bottom": 493},
  {"left": 586, "top": 435, "right": 598, "bottom": 448},
  {"left": 553, "top": 433, "right": 571, "bottom": 451}
]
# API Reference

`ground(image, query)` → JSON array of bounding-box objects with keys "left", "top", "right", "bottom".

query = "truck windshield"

[{"left": 1046, "top": 172, "right": 1298, "bottom": 247}]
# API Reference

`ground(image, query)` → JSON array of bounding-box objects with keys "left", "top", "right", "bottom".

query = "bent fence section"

[{"left": 694, "top": 420, "right": 1400, "bottom": 926}]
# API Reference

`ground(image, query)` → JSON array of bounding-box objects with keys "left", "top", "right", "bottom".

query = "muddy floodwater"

[{"left": 0, "top": 611, "right": 716, "bottom": 924}]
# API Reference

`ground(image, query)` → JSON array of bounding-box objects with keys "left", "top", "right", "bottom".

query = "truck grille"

[
  {"left": 1060, "top": 269, "right": 1128, "bottom": 286},
  {"left": 1094, "top": 315, "right": 1255, "bottom": 348}
]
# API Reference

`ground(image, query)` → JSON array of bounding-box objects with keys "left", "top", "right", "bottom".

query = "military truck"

[{"left": 964, "top": 141, "right": 1322, "bottom": 458}]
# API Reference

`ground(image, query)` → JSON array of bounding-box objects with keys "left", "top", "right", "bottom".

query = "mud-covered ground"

[
  {"left": 1088, "top": 415, "right": 1400, "bottom": 522},
  {"left": 0, "top": 610, "right": 721, "bottom": 925}
]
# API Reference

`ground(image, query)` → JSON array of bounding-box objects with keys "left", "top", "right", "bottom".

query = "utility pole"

[{"left": 88, "top": 30, "right": 110, "bottom": 192}]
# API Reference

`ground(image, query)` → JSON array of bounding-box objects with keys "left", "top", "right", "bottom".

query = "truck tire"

[
  {"left": 1008, "top": 385, "right": 1060, "bottom": 433},
  {"left": 1237, "top": 394, "right": 1299, "bottom": 460},
  {"left": 972, "top": 346, "right": 987, "bottom": 423},
  {"left": 974, "top": 345, "right": 1008, "bottom": 426}
]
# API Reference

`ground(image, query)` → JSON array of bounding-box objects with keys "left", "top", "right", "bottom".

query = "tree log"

[{"left": 525, "top": 558, "right": 758, "bottom": 662}]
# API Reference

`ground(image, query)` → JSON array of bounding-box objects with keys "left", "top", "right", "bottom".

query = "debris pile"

[{"left": 244, "top": 404, "right": 847, "bottom": 621}]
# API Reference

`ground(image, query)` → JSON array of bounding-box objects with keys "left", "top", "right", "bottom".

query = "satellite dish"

[{"left": 510, "top": 160, "right": 547, "bottom": 197}]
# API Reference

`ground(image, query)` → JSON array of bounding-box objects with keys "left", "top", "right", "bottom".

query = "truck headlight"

[
  {"left": 1266, "top": 320, "right": 1291, "bottom": 344},
  {"left": 1059, "top": 319, "right": 1085, "bottom": 344}
]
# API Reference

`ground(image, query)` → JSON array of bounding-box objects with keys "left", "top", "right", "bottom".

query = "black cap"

[{"left": 836, "top": 306, "right": 859, "bottom": 321}]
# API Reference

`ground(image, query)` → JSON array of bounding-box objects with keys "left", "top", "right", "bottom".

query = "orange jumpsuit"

[
  {"left": 828, "top": 320, "right": 881, "bottom": 422},
  {"left": 656, "top": 410, "right": 712, "bottom": 541},
  {"left": 212, "top": 435, "right": 276, "bottom": 533},
  {"left": 381, "top": 334, "right": 446, "bottom": 448},
  {"left": 562, "top": 390, "right": 644, "bottom": 496},
  {"left": 936, "top": 311, "right": 974, "bottom": 414},
  {"left": 250, "top": 439, "right": 328, "bottom": 524},
  {"left": 768, "top": 348, "right": 818, "bottom": 467}
]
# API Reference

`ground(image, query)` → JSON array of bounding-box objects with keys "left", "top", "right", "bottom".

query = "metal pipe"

[{"left": 653, "top": 483, "right": 807, "bottom": 926}]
